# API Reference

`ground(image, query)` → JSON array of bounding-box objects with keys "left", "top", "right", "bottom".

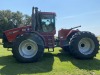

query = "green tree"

[{"left": 0, "top": 10, "right": 31, "bottom": 37}]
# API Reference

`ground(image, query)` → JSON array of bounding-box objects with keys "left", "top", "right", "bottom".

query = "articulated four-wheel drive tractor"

[{"left": 2, "top": 7, "right": 99, "bottom": 63}]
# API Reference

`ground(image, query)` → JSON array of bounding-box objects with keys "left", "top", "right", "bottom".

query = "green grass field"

[
  {"left": 0, "top": 38, "right": 100, "bottom": 75},
  {"left": 0, "top": 45, "right": 100, "bottom": 75}
]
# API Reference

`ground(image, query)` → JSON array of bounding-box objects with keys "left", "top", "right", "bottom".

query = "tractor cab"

[
  {"left": 32, "top": 7, "right": 56, "bottom": 34},
  {"left": 40, "top": 12, "right": 55, "bottom": 32}
]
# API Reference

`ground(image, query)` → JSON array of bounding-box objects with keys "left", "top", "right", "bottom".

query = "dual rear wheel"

[{"left": 63, "top": 31, "right": 99, "bottom": 59}]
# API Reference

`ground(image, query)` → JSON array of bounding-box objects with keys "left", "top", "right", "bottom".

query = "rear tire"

[
  {"left": 69, "top": 31, "right": 99, "bottom": 59},
  {"left": 12, "top": 34, "right": 44, "bottom": 63},
  {"left": 62, "top": 46, "right": 69, "bottom": 52}
]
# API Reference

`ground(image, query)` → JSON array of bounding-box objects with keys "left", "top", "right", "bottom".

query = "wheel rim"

[
  {"left": 78, "top": 38, "right": 95, "bottom": 55},
  {"left": 19, "top": 39, "right": 38, "bottom": 58}
]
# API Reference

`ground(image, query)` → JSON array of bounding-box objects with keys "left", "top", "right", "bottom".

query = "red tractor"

[{"left": 2, "top": 7, "right": 99, "bottom": 63}]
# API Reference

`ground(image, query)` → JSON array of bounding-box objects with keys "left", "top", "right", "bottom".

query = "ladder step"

[{"left": 47, "top": 35, "right": 54, "bottom": 52}]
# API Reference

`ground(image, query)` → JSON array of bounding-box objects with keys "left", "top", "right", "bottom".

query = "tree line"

[{"left": 0, "top": 10, "right": 31, "bottom": 37}]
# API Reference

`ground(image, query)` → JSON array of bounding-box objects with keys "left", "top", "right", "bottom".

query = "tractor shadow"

[
  {"left": 57, "top": 49, "right": 100, "bottom": 70},
  {"left": 0, "top": 53, "right": 54, "bottom": 75}
]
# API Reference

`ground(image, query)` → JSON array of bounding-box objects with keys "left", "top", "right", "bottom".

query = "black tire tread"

[{"left": 69, "top": 31, "right": 99, "bottom": 59}]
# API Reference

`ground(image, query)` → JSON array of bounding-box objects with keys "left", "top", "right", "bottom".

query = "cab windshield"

[{"left": 41, "top": 14, "right": 55, "bottom": 32}]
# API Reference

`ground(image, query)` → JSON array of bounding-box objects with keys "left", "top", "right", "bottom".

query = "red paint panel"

[
  {"left": 4, "top": 26, "right": 32, "bottom": 42},
  {"left": 58, "top": 29, "right": 71, "bottom": 40},
  {"left": 40, "top": 12, "right": 56, "bottom": 16},
  {"left": 58, "top": 29, "right": 79, "bottom": 47}
]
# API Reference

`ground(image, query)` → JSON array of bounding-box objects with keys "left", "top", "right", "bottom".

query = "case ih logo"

[{"left": 13, "top": 30, "right": 19, "bottom": 33}]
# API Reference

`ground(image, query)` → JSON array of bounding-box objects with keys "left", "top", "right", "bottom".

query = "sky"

[{"left": 0, "top": 0, "right": 100, "bottom": 36}]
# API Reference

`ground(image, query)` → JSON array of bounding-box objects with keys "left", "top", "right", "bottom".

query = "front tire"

[
  {"left": 12, "top": 34, "right": 44, "bottom": 63},
  {"left": 69, "top": 31, "right": 99, "bottom": 59}
]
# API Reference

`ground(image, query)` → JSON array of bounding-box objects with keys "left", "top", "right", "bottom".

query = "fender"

[
  {"left": 30, "top": 31, "right": 45, "bottom": 46},
  {"left": 66, "top": 30, "right": 79, "bottom": 40},
  {"left": 16, "top": 31, "right": 45, "bottom": 46},
  {"left": 58, "top": 29, "right": 79, "bottom": 47}
]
